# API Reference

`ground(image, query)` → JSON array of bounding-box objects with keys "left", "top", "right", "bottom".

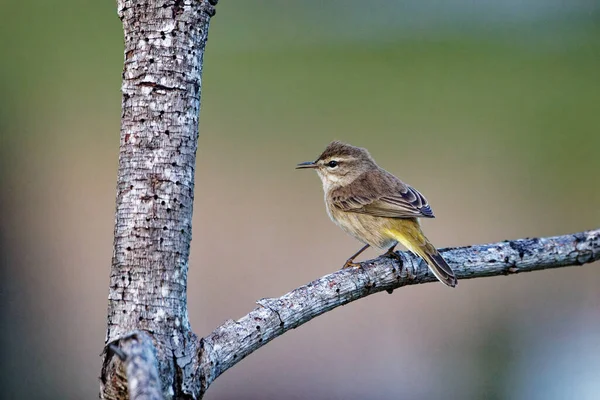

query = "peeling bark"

[{"left": 103, "top": 332, "right": 164, "bottom": 400}]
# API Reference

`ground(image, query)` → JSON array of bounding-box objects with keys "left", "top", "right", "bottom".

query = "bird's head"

[{"left": 296, "top": 141, "right": 376, "bottom": 189}]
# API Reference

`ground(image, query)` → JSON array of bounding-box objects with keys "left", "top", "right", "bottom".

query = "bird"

[{"left": 296, "top": 141, "right": 457, "bottom": 287}]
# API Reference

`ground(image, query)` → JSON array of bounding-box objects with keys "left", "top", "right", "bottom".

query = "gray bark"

[
  {"left": 106, "top": 332, "right": 164, "bottom": 400},
  {"left": 198, "top": 228, "right": 600, "bottom": 392},
  {"left": 101, "top": 1, "right": 599, "bottom": 399},
  {"left": 101, "top": 0, "right": 216, "bottom": 398}
]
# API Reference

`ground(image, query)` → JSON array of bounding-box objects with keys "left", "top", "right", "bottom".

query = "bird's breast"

[{"left": 324, "top": 200, "right": 397, "bottom": 249}]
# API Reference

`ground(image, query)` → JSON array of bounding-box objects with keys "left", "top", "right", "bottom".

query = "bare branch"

[
  {"left": 101, "top": 332, "right": 164, "bottom": 400},
  {"left": 119, "top": 333, "right": 164, "bottom": 400},
  {"left": 198, "top": 228, "right": 600, "bottom": 392}
]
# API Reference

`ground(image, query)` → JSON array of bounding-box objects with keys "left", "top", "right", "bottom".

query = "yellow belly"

[{"left": 327, "top": 203, "right": 420, "bottom": 250}]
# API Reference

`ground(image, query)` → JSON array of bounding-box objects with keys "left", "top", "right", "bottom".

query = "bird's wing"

[{"left": 329, "top": 171, "right": 435, "bottom": 219}]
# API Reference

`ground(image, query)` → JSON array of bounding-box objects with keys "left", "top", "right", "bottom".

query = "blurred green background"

[{"left": 1, "top": 1, "right": 599, "bottom": 399}]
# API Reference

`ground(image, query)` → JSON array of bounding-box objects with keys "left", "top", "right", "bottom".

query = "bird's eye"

[{"left": 327, "top": 160, "right": 338, "bottom": 168}]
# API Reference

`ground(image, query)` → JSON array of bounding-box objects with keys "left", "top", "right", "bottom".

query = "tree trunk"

[{"left": 101, "top": 1, "right": 216, "bottom": 398}]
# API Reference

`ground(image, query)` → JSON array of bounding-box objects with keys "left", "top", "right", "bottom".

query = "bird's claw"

[
  {"left": 342, "top": 260, "right": 362, "bottom": 269},
  {"left": 384, "top": 249, "right": 403, "bottom": 264}
]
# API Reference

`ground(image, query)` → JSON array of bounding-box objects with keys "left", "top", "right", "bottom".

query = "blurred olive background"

[{"left": 1, "top": 1, "right": 600, "bottom": 399}]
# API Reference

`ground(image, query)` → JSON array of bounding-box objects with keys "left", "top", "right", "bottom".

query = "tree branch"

[
  {"left": 101, "top": 332, "right": 164, "bottom": 400},
  {"left": 198, "top": 228, "right": 600, "bottom": 393},
  {"left": 119, "top": 333, "right": 164, "bottom": 400}
]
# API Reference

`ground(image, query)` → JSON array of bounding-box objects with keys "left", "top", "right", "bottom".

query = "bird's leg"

[
  {"left": 384, "top": 244, "right": 403, "bottom": 264},
  {"left": 343, "top": 244, "right": 370, "bottom": 269},
  {"left": 384, "top": 244, "right": 403, "bottom": 294}
]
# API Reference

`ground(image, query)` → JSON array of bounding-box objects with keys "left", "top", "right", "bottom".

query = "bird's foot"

[
  {"left": 384, "top": 248, "right": 402, "bottom": 294},
  {"left": 342, "top": 260, "right": 362, "bottom": 269},
  {"left": 384, "top": 249, "right": 403, "bottom": 264}
]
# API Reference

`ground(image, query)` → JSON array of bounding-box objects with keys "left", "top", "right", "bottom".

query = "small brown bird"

[{"left": 297, "top": 141, "right": 457, "bottom": 287}]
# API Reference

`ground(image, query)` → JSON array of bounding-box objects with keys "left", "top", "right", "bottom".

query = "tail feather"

[
  {"left": 385, "top": 221, "right": 458, "bottom": 288},
  {"left": 418, "top": 245, "right": 457, "bottom": 288}
]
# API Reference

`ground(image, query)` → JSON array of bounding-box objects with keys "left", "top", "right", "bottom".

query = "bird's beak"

[{"left": 296, "top": 161, "right": 318, "bottom": 170}]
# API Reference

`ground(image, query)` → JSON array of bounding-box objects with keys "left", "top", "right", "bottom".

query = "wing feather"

[{"left": 329, "top": 170, "right": 435, "bottom": 219}]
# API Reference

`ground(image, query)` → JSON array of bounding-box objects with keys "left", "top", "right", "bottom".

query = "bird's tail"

[{"left": 386, "top": 220, "right": 458, "bottom": 288}]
